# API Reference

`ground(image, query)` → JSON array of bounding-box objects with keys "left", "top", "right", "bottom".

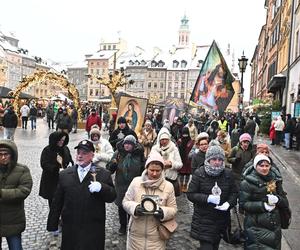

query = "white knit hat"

[{"left": 253, "top": 154, "right": 270, "bottom": 169}]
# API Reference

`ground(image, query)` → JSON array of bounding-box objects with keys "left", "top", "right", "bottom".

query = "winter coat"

[
  {"left": 186, "top": 123, "right": 198, "bottom": 141},
  {"left": 106, "top": 142, "right": 145, "bottom": 207},
  {"left": 122, "top": 173, "right": 177, "bottom": 250},
  {"left": 228, "top": 143, "right": 256, "bottom": 185},
  {"left": 56, "top": 113, "right": 72, "bottom": 131},
  {"left": 177, "top": 137, "right": 194, "bottom": 174},
  {"left": 138, "top": 128, "right": 157, "bottom": 158},
  {"left": 92, "top": 137, "right": 114, "bottom": 169},
  {"left": 187, "top": 166, "right": 237, "bottom": 243},
  {"left": 274, "top": 117, "right": 285, "bottom": 131},
  {"left": 240, "top": 167, "right": 289, "bottom": 250},
  {"left": 3, "top": 109, "right": 18, "bottom": 128},
  {"left": 47, "top": 164, "right": 116, "bottom": 250},
  {"left": 109, "top": 125, "right": 138, "bottom": 150},
  {"left": 269, "top": 122, "right": 276, "bottom": 140},
  {"left": 39, "top": 132, "right": 73, "bottom": 200},
  {"left": 244, "top": 119, "right": 257, "bottom": 138},
  {"left": 85, "top": 113, "right": 102, "bottom": 132},
  {"left": 0, "top": 140, "right": 33, "bottom": 237},
  {"left": 29, "top": 106, "right": 38, "bottom": 118},
  {"left": 151, "top": 141, "right": 182, "bottom": 180},
  {"left": 191, "top": 150, "right": 206, "bottom": 174}
]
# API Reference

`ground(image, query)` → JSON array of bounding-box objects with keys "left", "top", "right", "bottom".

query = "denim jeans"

[
  {"left": 30, "top": 117, "right": 37, "bottom": 130},
  {"left": 3, "top": 128, "right": 16, "bottom": 140},
  {"left": 0, "top": 234, "right": 23, "bottom": 250},
  {"left": 285, "top": 133, "right": 290, "bottom": 149}
]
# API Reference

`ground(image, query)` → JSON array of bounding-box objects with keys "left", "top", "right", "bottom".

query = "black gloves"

[
  {"left": 134, "top": 205, "right": 145, "bottom": 216},
  {"left": 153, "top": 208, "right": 164, "bottom": 220}
]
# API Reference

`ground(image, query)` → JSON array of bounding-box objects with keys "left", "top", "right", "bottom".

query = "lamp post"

[{"left": 238, "top": 52, "right": 248, "bottom": 126}]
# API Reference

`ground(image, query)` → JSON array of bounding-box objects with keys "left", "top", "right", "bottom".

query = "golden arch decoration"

[{"left": 9, "top": 69, "right": 81, "bottom": 119}]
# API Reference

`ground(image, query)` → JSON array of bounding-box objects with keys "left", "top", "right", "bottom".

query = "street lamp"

[{"left": 238, "top": 52, "right": 248, "bottom": 125}]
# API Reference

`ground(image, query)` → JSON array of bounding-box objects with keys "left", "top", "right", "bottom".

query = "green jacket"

[
  {"left": 0, "top": 140, "right": 33, "bottom": 237},
  {"left": 239, "top": 167, "right": 288, "bottom": 250}
]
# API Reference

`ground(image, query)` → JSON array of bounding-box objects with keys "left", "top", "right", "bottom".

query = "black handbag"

[
  {"left": 278, "top": 206, "right": 291, "bottom": 229},
  {"left": 222, "top": 207, "right": 246, "bottom": 245}
]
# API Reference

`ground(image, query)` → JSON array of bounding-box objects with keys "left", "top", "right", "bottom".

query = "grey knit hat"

[
  {"left": 123, "top": 135, "right": 137, "bottom": 145},
  {"left": 205, "top": 145, "right": 225, "bottom": 162}
]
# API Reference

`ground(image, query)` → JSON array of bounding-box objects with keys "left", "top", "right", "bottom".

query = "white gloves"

[
  {"left": 215, "top": 202, "right": 230, "bottom": 211},
  {"left": 89, "top": 181, "right": 102, "bottom": 193},
  {"left": 207, "top": 195, "right": 220, "bottom": 205},
  {"left": 264, "top": 202, "right": 275, "bottom": 212},
  {"left": 267, "top": 194, "right": 279, "bottom": 205}
]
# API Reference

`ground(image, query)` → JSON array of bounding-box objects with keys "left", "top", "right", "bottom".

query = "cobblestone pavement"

[{"left": 1, "top": 120, "right": 295, "bottom": 249}]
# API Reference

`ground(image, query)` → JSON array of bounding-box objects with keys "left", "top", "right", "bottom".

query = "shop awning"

[{"left": 267, "top": 74, "right": 286, "bottom": 91}]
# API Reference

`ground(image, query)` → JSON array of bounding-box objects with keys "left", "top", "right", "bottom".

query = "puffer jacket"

[
  {"left": 122, "top": 172, "right": 177, "bottom": 250},
  {"left": 187, "top": 166, "right": 237, "bottom": 243},
  {"left": 239, "top": 167, "right": 289, "bottom": 250},
  {"left": 0, "top": 140, "right": 33, "bottom": 237}
]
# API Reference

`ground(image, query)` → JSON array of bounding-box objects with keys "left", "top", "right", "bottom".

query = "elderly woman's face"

[
  {"left": 147, "top": 163, "right": 163, "bottom": 180},
  {"left": 256, "top": 160, "right": 271, "bottom": 176},
  {"left": 160, "top": 138, "right": 169, "bottom": 147}
]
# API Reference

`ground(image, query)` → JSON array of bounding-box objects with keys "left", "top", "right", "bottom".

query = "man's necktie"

[{"left": 79, "top": 168, "right": 86, "bottom": 182}]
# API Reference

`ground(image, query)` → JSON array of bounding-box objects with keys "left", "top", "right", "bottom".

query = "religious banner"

[
  {"left": 116, "top": 96, "right": 148, "bottom": 134},
  {"left": 189, "top": 40, "right": 235, "bottom": 114},
  {"left": 157, "top": 98, "right": 186, "bottom": 125}
]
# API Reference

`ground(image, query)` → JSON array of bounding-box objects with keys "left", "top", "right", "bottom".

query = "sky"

[{"left": 0, "top": 0, "right": 267, "bottom": 100}]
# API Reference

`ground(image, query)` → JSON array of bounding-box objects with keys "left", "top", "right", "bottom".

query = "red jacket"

[
  {"left": 86, "top": 114, "right": 102, "bottom": 132},
  {"left": 269, "top": 123, "right": 275, "bottom": 140}
]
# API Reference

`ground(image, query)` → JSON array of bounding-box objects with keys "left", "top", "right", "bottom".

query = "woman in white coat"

[
  {"left": 150, "top": 127, "right": 183, "bottom": 196},
  {"left": 123, "top": 152, "right": 177, "bottom": 250},
  {"left": 90, "top": 125, "right": 114, "bottom": 169}
]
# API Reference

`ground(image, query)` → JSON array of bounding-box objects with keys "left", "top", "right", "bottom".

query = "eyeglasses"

[{"left": 0, "top": 152, "right": 10, "bottom": 158}]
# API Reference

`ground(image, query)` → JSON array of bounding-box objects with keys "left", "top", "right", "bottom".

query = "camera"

[{"left": 140, "top": 194, "right": 161, "bottom": 214}]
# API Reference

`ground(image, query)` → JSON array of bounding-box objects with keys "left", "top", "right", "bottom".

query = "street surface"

[{"left": 0, "top": 119, "right": 299, "bottom": 249}]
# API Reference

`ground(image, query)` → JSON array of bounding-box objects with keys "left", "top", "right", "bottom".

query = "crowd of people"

[{"left": 0, "top": 104, "right": 293, "bottom": 250}]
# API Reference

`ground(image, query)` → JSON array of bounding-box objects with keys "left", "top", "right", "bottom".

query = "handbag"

[
  {"left": 157, "top": 219, "right": 178, "bottom": 240},
  {"left": 222, "top": 207, "right": 246, "bottom": 245}
]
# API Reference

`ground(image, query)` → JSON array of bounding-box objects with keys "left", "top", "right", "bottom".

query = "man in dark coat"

[
  {"left": 3, "top": 106, "right": 18, "bottom": 140},
  {"left": 47, "top": 140, "right": 116, "bottom": 250},
  {"left": 0, "top": 139, "right": 33, "bottom": 249},
  {"left": 56, "top": 108, "right": 72, "bottom": 133},
  {"left": 109, "top": 116, "right": 137, "bottom": 151}
]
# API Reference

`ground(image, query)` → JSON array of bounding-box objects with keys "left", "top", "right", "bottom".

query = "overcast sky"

[{"left": 0, "top": 0, "right": 266, "bottom": 100}]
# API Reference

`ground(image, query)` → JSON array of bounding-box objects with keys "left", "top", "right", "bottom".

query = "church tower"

[{"left": 178, "top": 14, "right": 190, "bottom": 47}]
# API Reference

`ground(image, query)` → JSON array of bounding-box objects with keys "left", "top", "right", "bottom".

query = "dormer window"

[
  {"left": 181, "top": 60, "right": 187, "bottom": 68},
  {"left": 141, "top": 60, "right": 146, "bottom": 65},
  {"left": 158, "top": 60, "right": 165, "bottom": 67},
  {"left": 151, "top": 61, "right": 157, "bottom": 67},
  {"left": 173, "top": 60, "right": 179, "bottom": 68},
  {"left": 135, "top": 60, "right": 140, "bottom": 65},
  {"left": 129, "top": 60, "right": 134, "bottom": 66}
]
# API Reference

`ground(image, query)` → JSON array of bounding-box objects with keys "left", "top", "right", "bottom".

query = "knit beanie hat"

[
  {"left": 256, "top": 143, "right": 269, "bottom": 154},
  {"left": 145, "top": 151, "right": 164, "bottom": 169},
  {"left": 117, "top": 116, "right": 127, "bottom": 124},
  {"left": 253, "top": 154, "right": 270, "bottom": 169},
  {"left": 205, "top": 145, "right": 225, "bottom": 162},
  {"left": 159, "top": 127, "right": 171, "bottom": 141},
  {"left": 123, "top": 135, "right": 136, "bottom": 145},
  {"left": 239, "top": 133, "right": 252, "bottom": 143}
]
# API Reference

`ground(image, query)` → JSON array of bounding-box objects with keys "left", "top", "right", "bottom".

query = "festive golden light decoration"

[
  {"left": 267, "top": 180, "right": 277, "bottom": 194},
  {"left": 8, "top": 69, "right": 82, "bottom": 119},
  {"left": 88, "top": 67, "right": 134, "bottom": 109}
]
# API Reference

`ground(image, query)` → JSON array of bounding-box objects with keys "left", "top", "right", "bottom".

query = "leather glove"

[
  {"left": 153, "top": 208, "right": 164, "bottom": 220},
  {"left": 134, "top": 205, "right": 145, "bottom": 216},
  {"left": 264, "top": 202, "right": 275, "bottom": 212},
  {"left": 215, "top": 202, "right": 230, "bottom": 211},
  {"left": 267, "top": 194, "right": 279, "bottom": 205},
  {"left": 88, "top": 181, "right": 102, "bottom": 193},
  {"left": 207, "top": 195, "right": 220, "bottom": 205}
]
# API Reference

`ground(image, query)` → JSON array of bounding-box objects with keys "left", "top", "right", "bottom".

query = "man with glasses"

[
  {"left": 0, "top": 140, "right": 33, "bottom": 250},
  {"left": 47, "top": 140, "right": 116, "bottom": 250}
]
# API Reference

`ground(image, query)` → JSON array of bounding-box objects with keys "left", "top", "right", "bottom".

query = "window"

[
  {"left": 108, "top": 45, "right": 111, "bottom": 50},
  {"left": 160, "top": 82, "right": 164, "bottom": 89},
  {"left": 148, "top": 82, "right": 151, "bottom": 88},
  {"left": 181, "top": 82, "right": 185, "bottom": 88},
  {"left": 129, "top": 60, "right": 134, "bottom": 65},
  {"left": 173, "top": 60, "right": 179, "bottom": 68},
  {"left": 90, "top": 69, "right": 94, "bottom": 74},
  {"left": 90, "top": 89, "right": 93, "bottom": 96},
  {"left": 158, "top": 61, "right": 165, "bottom": 67},
  {"left": 154, "top": 82, "right": 157, "bottom": 88},
  {"left": 96, "top": 89, "right": 99, "bottom": 96},
  {"left": 181, "top": 93, "right": 185, "bottom": 99},
  {"left": 267, "top": 61, "right": 277, "bottom": 82},
  {"left": 151, "top": 61, "right": 156, "bottom": 67},
  {"left": 181, "top": 60, "right": 187, "bottom": 68},
  {"left": 113, "top": 45, "right": 116, "bottom": 49},
  {"left": 175, "top": 72, "right": 179, "bottom": 80},
  {"left": 141, "top": 60, "right": 146, "bottom": 65},
  {"left": 148, "top": 72, "right": 152, "bottom": 78},
  {"left": 161, "top": 72, "right": 164, "bottom": 78},
  {"left": 103, "top": 45, "right": 106, "bottom": 50}
]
